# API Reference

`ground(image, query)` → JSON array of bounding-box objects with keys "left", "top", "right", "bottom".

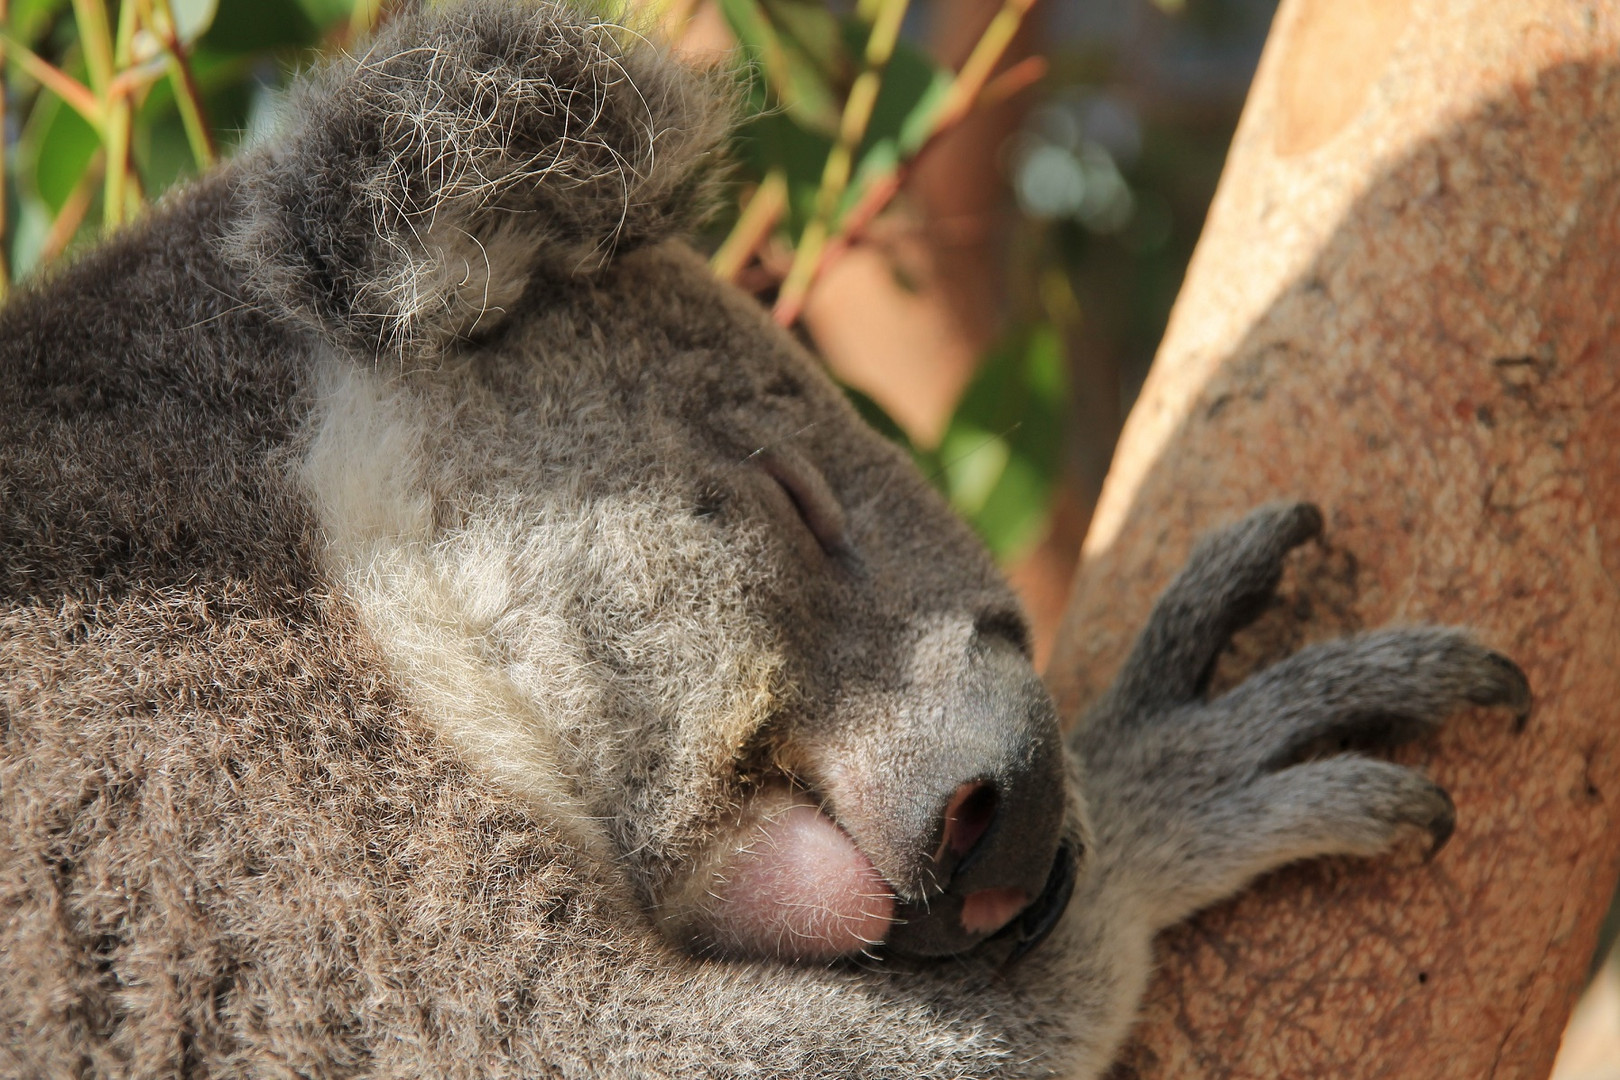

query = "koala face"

[{"left": 300, "top": 244, "right": 1081, "bottom": 964}]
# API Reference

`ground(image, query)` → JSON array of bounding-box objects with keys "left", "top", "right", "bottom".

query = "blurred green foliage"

[
  {"left": 845, "top": 325, "right": 1067, "bottom": 561},
  {"left": 718, "top": 0, "right": 949, "bottom": 235},
  {"left": 4, "top": 0, "right": 356, "bottom": 277},
  {"left": 704, "top": 0, "right": 1068, "bottom": 563}
]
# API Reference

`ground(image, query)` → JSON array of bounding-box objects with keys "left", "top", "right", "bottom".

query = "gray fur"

[{"left": 0, "top": 4, "right": 1526, "bottom": 1077}]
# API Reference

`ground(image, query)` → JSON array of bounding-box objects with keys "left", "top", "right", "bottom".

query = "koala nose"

[
  {"left": 937, "top": 781, "right": 1029, "bottom": 933},
  {"left": 884, "top": 781, "right": 1072, "bottom": 959},
  {"left": 882, "top": 653, "right": 1074, "bottom": 959}
]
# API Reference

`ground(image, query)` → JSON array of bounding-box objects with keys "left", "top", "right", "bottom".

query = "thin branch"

[
  {"left": 708, "top": 53, "right": 1040, "bottom": 291},
  {"left": 711, "top": 169, "right": 787, "bottom": 283},
  {"left": 770, "top": 0, "right": 1042, "bottom": 326},
  {"left": 792, "top": 55, "right": 1045, "bottom": 306},
  {"left": 69, "top": 0, "right": 114, "bottom": 93},
  {"left": 40, "top": 152, "right": 103, "bottom": 263},
  {"left": 2, "top": 35, "right": 103, "bottom": 125},
  {"left": 937, "top": 0, "right": 1040, "bottom": 132},
  {"left": 974, "top": 51, "right": 1047, "bottom": 112},
  {"left": 101, "top": 0, "right": 140, "bottom": 228},
  {"left": 145, "top": 0, "right": 215, "bottom": 168},
  {"left": 105, "top": 56, "right": 167, "bottom": 100},
  {"left": 772, "top": 0, "right": 912, "bottom": 322}
]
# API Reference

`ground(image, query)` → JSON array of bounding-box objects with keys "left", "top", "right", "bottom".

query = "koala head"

[
  {"left": 251, "top": 0, "right": 1084, "bottom": 967},
  {"left": 299, "top": 248, "right": 1084, "bottom": 964}
]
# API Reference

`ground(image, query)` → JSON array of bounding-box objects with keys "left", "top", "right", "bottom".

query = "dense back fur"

[{"left": 0, "top": 564, "right": 1068, "bottom": 1077}]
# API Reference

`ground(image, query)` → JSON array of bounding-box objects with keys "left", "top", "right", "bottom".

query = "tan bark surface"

[{"left": 1046, "top": 1, "right": 1620, "bottom": 1077}]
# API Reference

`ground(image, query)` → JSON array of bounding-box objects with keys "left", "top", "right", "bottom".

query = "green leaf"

[
  {"left": 27, "top": 94, "right": 99, "bottom": 214},
  {"left": 135, "top": 91, "right": 202, "bottom": 193},
  {"left": 200, "top": 0, "right": 319, "bottom": 52},
  {"left": 10, "top": 190, "right": 52, "bottom": 279},
  {"left": 170, "top": 0, "right": 220, "bottom": 43},
  {"left": 294, "top": 0, "right": 356, "bottom": 30},
  {"left": 732, "top": 110, "right": 831, "bottom": 236},
  {"left": 939, "top": 423, "right": 1011, "bottom": 516},
  {"left": 841, "top": 37, "right": 951, "bottom": 219},
  {"left": 716, "top": 0, "right": 845, "bottom": 133},
  {"left": 760, "top": 0, "right": 844, "bottom": 85},
  {"left": 838, "top": 328, "right": 1067, "bottom": 565},
  {"left": 937, "top": 324, "right": 1069, "bottom": 562},
  {"left": 726, "top": 19, "right": 953, "bottom": 235},
  {"left": 971, "top": 450, "right": 1051, "bottom": 558},
  {"left": 9, "top": 0, "right": 70, "bottom": 44}
]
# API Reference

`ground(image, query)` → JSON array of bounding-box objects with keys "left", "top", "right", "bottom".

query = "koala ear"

[{"left": 224, "top": 0, "right": 731, "bottom": 359}]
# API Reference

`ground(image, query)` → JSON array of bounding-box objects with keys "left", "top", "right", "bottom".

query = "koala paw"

[{"left": 1075, "top": 502, "right": 1530, "bottom": 929}]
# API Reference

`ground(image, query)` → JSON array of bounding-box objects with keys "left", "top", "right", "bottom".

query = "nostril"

[
  {"left": 960, "top": 887, "right": 1028, "bottom": 935},
  {"left": 939, "top": 780, "right": 998, "bottom": 861}
]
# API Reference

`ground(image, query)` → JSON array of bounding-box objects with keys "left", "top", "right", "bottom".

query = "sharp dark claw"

[
  {"left": 1424, "top": 786, "right": 1456, "bottom": 860},
  {"left": 1281, "top": 501, "right": 1325, "bottom": 549},
  {"left": 1478, "top": 651, "right": 1533, "bottom": 732}
]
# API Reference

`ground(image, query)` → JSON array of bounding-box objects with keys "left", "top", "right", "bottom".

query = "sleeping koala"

[{"left": 0, "top": 1, "right": 1529, "bottom": 1076}]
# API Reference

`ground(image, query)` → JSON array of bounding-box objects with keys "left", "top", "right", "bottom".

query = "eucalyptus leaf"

[
  {"left": 9, "top": 0, "right": 70, "bottom": 44},
  {"left": 937, "top": 325, "right": 1068, "bottom": 561},
  {"left": 733, "top": 111, "right": 832, "bottom": 235},
  {"left": 841, "top": 37, "right": 951, "bottom": 219},
  {"left": 716, "top": 0, "right": 842, "bottom": 133},
  {"left": 294, "top": 0, "right": 355, "bottom": 29},
  {"left": 200, "top": 0, "right": 319, "bottom": 52},
  {"left": 29, "top": 95, "right": 99, "bottom": 213},
  {"left": 10, "top": 192, "right": 52, "bottom": 279},
  {"left": 169, "top": 0, "right": 219, "bottom": 42}
]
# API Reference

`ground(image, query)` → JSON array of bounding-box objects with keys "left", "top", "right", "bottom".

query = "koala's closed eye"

[{"left": 756, "top": 448, "right": 851, "bottom": 558}]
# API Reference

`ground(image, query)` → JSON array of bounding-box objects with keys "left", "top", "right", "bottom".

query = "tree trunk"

[{"left": 1045, "top": 1, "right": 1620, "bottom": 1077}]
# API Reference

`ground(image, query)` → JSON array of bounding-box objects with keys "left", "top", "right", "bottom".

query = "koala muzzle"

[
  {"left": 674, "top": 632, "right": 1075, "bottom": 965},
  {"left": 782, "top": 629, "right": 1067, "bottom": 962},
  {"left": 880, "top": 665, "right": 1072, "bottom": 960}
]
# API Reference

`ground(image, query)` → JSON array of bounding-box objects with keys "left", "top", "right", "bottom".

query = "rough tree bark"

[{"left": 1046, "top": 1, "right": 1620, "bottom": 1077}]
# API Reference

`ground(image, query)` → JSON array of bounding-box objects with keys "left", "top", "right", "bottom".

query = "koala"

[{"left": 0, "top": 2, "right": 1530, "bottom": 1077}]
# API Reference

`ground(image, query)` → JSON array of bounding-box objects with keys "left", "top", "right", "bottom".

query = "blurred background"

[{"left": 0, "top": 0, "right": 1611, "bottom": 1071}]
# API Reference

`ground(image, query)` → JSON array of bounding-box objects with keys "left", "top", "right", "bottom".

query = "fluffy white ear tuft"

[{"left": 224, "top": 0, "right": 731, "bottom": 360}]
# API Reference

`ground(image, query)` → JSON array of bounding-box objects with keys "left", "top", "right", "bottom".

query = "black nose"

[{"left": 883, "top": 644, "right": 1072, "bottom": 960}]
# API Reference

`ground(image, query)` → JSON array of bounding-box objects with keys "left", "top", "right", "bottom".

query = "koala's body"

[{"left": 0, "top": 3, "right": 1529, "bottom": 1077}]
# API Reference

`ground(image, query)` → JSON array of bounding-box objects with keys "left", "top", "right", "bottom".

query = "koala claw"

[
  {"left": 1269, "top": 499, "right": 1326, "bottom": 549},
  {"left": 1106, "top": 500, "right": 1324, "bottom": 717},
  {"left": 1075, "top": 504, "right": 1526, "bottom": 930},
  {"left": 1204, "top": 628, "right": 1533, "bottom": 774},
  {"left": 1424, "top": 785, "right": 1457, "bottom": 860},
  {"left": 1475, "top": 650, "right": 1533, "bottom": 730}
]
